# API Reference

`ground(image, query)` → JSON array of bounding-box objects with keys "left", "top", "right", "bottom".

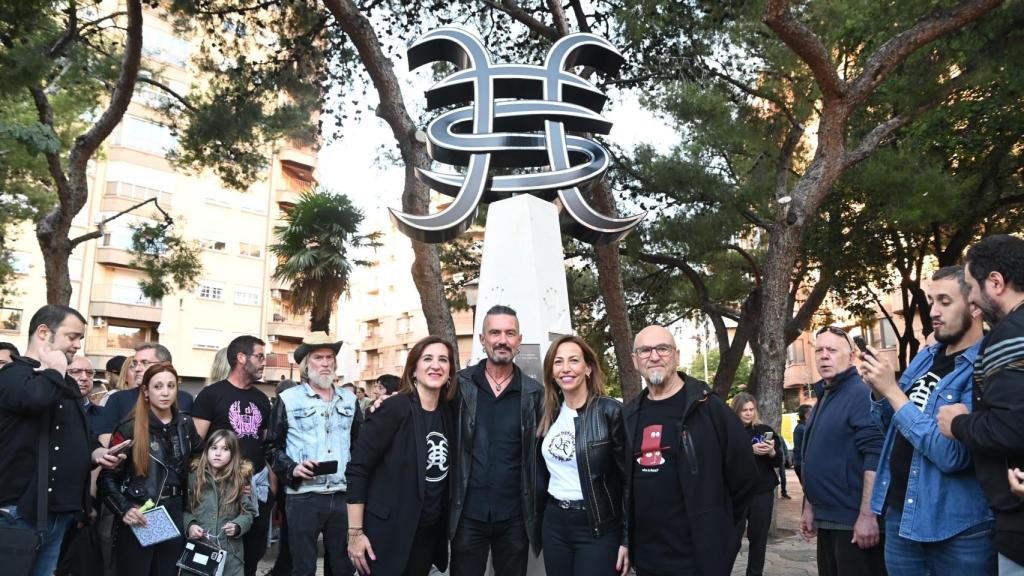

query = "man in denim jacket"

[
  {"left": 861, "top": 266, "right": 993, "bottom": 575},
  {"left": 266, "top": 333, "right": 362, "bottom": 576}
]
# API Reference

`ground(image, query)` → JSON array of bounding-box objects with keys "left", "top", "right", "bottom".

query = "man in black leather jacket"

[{"left": 450, "top": 305, "right": 544, "bottom": 576}]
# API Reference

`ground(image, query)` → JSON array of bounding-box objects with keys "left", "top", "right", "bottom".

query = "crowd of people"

[{"left": 1, "top": 234, "right": 1024, "bottom": 576}]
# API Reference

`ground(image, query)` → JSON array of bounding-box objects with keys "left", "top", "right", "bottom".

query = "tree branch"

[
  {"left": 136, "top": 76, "right": 196, "bottom": 112},
  {"left": 546, "top": 0, "right": 570, "bottom": 36},
  {"left": 69, "top": 197, "right": 173, "bottom": 248},
  {"left": 27, "top": 85, "right": 69, "bottom": 194},
  {"left": 726, "top": 243, "right": 762, "bottom": 288},
  {"left": 568, "top": 0, "right": 591, "bottom": 33},
  {"left": 762, "top": 0, "right": 846, "bottom": 101},
  {"left": 709, "top": 68, "right": 804, "bottom": 130},
  {"left": 72, "top": 0, "right": 142, "bottom": 162},
  {"left": 847, "top": 0, "right": 1004, "bottom": 103},
  {"left": 48, "top": 1, "right": 78, "bottom": 59},
  {"left": 785, "top": 272, "right": 832, "bottom": 342},
  {"left": 482, "top": 0, "right": 560, "bottom": 41}
]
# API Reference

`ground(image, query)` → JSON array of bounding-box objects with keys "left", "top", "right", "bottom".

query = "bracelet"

[{"left": 347, "top": 527, "right": 363, "bottom": 532}]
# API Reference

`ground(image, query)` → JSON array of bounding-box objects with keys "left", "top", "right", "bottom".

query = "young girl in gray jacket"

[{"left": 185, "top": 429, "right": 257, "bottom": 576}]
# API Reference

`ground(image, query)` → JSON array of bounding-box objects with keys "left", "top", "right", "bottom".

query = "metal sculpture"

[{"left": 390, "top": 27, "right": 645, "bottom": 245}]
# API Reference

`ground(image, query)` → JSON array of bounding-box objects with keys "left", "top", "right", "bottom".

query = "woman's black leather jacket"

[{"left": 97, "top": 410, "right": 201, "bottom": 516}]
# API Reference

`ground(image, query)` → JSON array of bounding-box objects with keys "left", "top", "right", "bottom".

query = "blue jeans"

[
  {"left": 884, "top": 512, "right": 994, "bottom": 576},
  {"left": 0, "top": 506, "right": 75, "bottom": 576}
]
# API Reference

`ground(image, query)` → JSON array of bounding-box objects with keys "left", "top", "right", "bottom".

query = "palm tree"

[{"left": 271, "top": 188, "right": 378, "bottom": 333}]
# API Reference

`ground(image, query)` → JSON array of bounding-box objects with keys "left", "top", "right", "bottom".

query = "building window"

[
  {"left": 239, "top": 242, "right": 262, "bottom": 258},
  {"left": 101, "top": 222, "right": 134, "bottom": 251},
  {"left": 192, "top": 328, "right": 222, "bottom": 350},
  {"left": 105, "top": 181, "right": 173, "bottom": 208},
  {"left": 786, "top": 341, "right": 805, "bottom": 365},
  {"left": 239, "top": 194, "right": 267, "bottom": 214},
  {"left": 111, "top": 283, "right": 154, "bottom": 306},
  {"left": 397, "top": 347, "right": 410, "bottom": 367},
  {"left": 234, "top": 287, "right": 260, "bottom": 306},
  {"left": 200, "top": 238, "right": 228, "bottom": 253},
  {"left": 11, "top": 251, "right": 31, "bottom": 274},
  {"left": 204, "top": 190, "right": 233, "bottom": 208},
  {"left": 106, "top": 323, "right": 153, "bottom": 350},
  {"left": 142, "top": 27, "right": 190, "bottom": 68},
  {"left": 397, "top": 315, "right": 410, "bottom": 334},
  {"left": 0, "top": 307, "right": 22, "bottom": 332},
  {"left": 869, "top": 319, "right": 899, "bottom": 349},
  {"left": 113, "top": 116, "right": 177, "bottom": 156},
  {"left": 197, "top": 281, "right": 224, "bottom": 301}
]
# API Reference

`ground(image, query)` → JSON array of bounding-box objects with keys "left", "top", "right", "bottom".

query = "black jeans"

[
  {"left": 451, "top": 516, "right": 529, "bottom": 576},
  {"left": 817, "top": 527, "right": 887, "bottom": 576},
  {"left": 404, "top": 522, "right": 445, "bottom": 576},
  {"left": 243, "top": 494, "right": 272, "bottom": 576},
  {"left": 114, "top": 496, "right": 184, "bottom": 576},
  {"left": 541, "top": 501, "right": 620, "bottom": 576},
  {"left": 743, "top": 490, "right": 774, "bottom": 576},
  {"left": 268, "top": 487, "right": 292, "bottom": 576},
  {"left": 285, "top": 491, "right": 352, "bottom": 576},
  {"left": 779, "top": 463, "right": 789, "bottom": 495}
]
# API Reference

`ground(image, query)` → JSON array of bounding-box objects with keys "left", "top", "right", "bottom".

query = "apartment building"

[
  {"left": 0, "top": 7, "right": 322, "bottom": 394},
  {"left": 339, "top": 218, "right": 477, "bottom": 388}
]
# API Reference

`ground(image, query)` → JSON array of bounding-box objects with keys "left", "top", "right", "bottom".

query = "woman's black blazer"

[{"left": 345, "top": 391, "right": 454, "bottom": 575}]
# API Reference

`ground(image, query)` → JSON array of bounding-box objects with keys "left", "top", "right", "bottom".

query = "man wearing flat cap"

[{"left": 265, "top": 332, "right": 362, "bottom": 576}]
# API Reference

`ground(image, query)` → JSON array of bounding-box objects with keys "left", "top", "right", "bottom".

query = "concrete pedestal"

[{"left": 471, "top": 194, "right": 573, "bottom": 383}]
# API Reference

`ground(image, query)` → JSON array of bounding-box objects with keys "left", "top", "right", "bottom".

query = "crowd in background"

[{"left": 1, "top": 234, "right": 1024, "bottom": 576}]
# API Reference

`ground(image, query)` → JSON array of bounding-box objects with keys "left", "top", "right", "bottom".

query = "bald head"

[{"left": 632, "top": 325, "right": 681, "bottom": 389}]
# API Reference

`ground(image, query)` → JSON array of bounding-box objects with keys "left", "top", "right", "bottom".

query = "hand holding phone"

[
  {"left": 108, "top": 439, "right": 133, "bottom": 455},
  {"left": 312, "top": 460, "right": 338, "bottom": 476},
  {"left": 763, "top": 431, "right": 774, "bottom": 443},
  {"left": 852, "top": 336, "right": 876, "bottom": 359}
]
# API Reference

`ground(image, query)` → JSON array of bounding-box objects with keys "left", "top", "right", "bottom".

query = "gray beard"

[
  {"left": 488, "top": 351, "right": 514, "bottom": 365},
  {"left": 309, "top": 372, "right": 334, "bottom": 390},
  {"left": 646, "top": 371, "right": 666, "bottom": 387}
]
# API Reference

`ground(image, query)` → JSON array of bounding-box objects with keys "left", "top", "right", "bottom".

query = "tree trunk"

[
  {"left": 713, "top": 291, "right": 760, "bottom": 399},
  {"left": 590, "top": 183, "right": 641, "bottom": 401},
  {"left": 324, "top": 0, "right": 459, "bottom": 358},
  {"left": 38, "top": 230, "right": 74, "bottom": 305}
]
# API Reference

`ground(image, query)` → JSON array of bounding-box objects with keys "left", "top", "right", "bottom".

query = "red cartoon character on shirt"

[{"left": 638, "top": 424, "right": 667, "bottom": 467}]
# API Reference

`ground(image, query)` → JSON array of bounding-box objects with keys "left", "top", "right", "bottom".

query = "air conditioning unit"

[
  {"left": 92, "top": 317, "right": 107, "bottom": 328},
  {"left": 267, "top": 335, "right": 278, "bottom": 343}
]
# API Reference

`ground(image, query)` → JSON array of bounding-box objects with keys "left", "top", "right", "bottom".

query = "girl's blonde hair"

[{"left": 191, "top": 429, "right": 253, "bottom": 515}]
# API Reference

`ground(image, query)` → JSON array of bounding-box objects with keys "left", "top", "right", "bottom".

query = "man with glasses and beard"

[
  {"left": 266, "top": 333, "right": 362, "bottom": 576},
  {"left": 861, "top": 267, "right": 993, "bottom": 575},
  {"left": 938, "top": 235, "right": 1024, "bottom": 574},
  {"left": 623, "top": 325, "right": 756, "bottom": 576},
  {"left": 449, "top": 305, "right": 544, "bottom": 576},
  {"left": 191, "top": 335, "right": 274, "bottom": 576},
  {"left": 800, "top": 325, "right": 886, "bottom": 576}
]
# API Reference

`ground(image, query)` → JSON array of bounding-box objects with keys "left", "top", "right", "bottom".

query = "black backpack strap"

[{"left": 36, "top": 407, "right": 51, "bottom": 532}]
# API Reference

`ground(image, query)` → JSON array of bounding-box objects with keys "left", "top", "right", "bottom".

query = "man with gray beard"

[
  {"left": 622, "top": 325, "right": 757, "bottom": 576},
  {"left": 265, "top": 333, "right": 362, "bottom": 576}
]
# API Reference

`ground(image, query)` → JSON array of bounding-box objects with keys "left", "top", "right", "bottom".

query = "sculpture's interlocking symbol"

[{"left": 390, "top": 28, "right": 645, "bottom": 245}]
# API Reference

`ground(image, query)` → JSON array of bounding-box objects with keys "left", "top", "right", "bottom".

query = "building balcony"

[
  {"left": 89, "top": 284, "right": 162, "bottom": 323},
  {"left": 361, "top": 335, "right": 382, "bottom": 350},
  {"left": 96, "top": 247, "right": 135, "bottom": 268},
  {"left": 268, "top": 315, "right": 306, "bottom": 339}
]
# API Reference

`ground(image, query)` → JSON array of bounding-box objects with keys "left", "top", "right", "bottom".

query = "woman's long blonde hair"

[
  {"left": 537, "top": 335, "right": 606, "bottom": 438},
  {"left": 190, "top": 429, "right": 253, "bottom": 516}
]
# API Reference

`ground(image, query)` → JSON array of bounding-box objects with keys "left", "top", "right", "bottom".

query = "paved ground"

[{"left": 257, "top": 469, "right": 818, "bottom": 575}]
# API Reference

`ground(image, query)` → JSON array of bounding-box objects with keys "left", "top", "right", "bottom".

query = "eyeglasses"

[
  {"left": 130, "top": 359, "right": 157, "bottom": 370},
  {"left": 247, "top": 353, "right": 266, "bottom": 362},
  {"left": 633, "top": 344, "right": 676, "bottom": 358},
  {"left": 68, "top": 368, "right": 96, "bottom": 377}
]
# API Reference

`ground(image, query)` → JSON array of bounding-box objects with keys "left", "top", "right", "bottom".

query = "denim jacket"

[
  {"left": 870, "top": 341, "right": 992, "bottom": 541},
  {"left": 266, "top": 383, "right": 362, "bottom": 495}
]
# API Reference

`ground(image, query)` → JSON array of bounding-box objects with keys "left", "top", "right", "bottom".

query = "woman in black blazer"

[{"left": 345, "top": 335, "right": 457, "bottom": 576}]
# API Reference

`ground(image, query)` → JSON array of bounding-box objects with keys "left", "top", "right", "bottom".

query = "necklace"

[{"left": 485, "top": 368, "right": 513, "bottom": 393}]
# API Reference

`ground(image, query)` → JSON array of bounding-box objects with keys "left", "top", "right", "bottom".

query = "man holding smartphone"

[
  {"left": 265, "top": 332, "right": 362, "bottom": 576},
  {"left": 0, "top": 305, "right": 124, "bottom": 576},
  {"left": 861, "top": 267, "right": 992, "bottom": 575}
]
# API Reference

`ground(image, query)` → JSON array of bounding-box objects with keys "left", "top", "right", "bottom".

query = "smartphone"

[
  {"left": 852, "top": 335, "right": 876, "bottom": 358},
  {"left": 763, "top": 431, "right": 774, "bottom": 442},
  {"left": 311, "top": 460, "right": 338, "bottom": 476},
  {"left": 108, "top": 439, "right": 133, "bottom": 454}
]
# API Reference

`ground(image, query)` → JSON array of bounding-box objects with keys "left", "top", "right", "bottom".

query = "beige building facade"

[{"left": 0, "top": 8, "right": 322, "bottom": 392}]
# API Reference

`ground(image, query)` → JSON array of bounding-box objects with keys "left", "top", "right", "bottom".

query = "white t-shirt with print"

[{"left": 542, "top": 403, "right": 584, "bottom": 501}]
